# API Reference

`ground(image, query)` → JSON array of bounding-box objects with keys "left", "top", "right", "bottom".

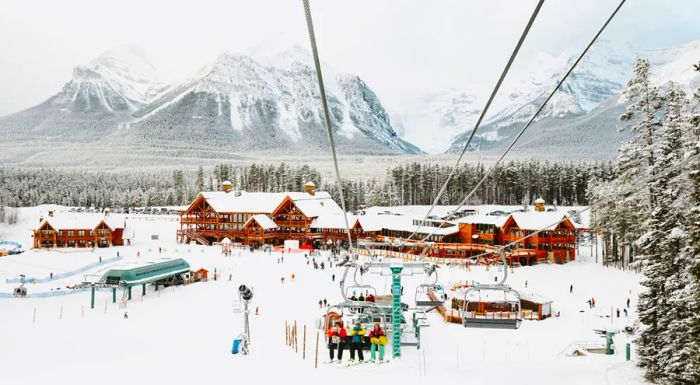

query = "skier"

[
  {"left": 327, "top": 320, "right": 346, "bottom": 363},
  {"left": 369, "top": 322, "right": 387, "bottom": 363},
  {"left": 123, "top": 312, "right": 128, "bottom": 319},
  {"left": 626, "top": 298, "right": 630, "bottom": 308},
  {"left": 623, "top": 308, "right": 628, "bottom": 317},
  {"left": 569, "top": 284, "right": 573, "bottom": 293},
  {"left": 291, "top": 273, "right": 295, "bottom": 281},
  {"left": 323, "top": 298, "right": 327, "bottom": 307},
  {"left": 50, "top": 272, "right": 53, "bottom": 280},
  {"left": 99, "top": 256, "right": 102, "bottom": 263},
  {"left": 348, "top": 321, "right": 365, "bottom": 363},
  {"left": 525, "top": 280, "right": 528, "bottom": 288},
  {"left": 332, "top": 274, "right": 336, "bottom": 282},
  {"left": 591, "top": 297, "right": 596, "bottom": 308},
  {"left": 281, "top": 277, "right": 285, "bottom": 284},
  {"left": 616, "top": 308, "right": 620, "bottom": 318},
  {"left": 319, "top": 299, "right": 323, "bottom": 309}
]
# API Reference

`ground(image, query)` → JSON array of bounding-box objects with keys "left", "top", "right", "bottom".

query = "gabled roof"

[
  {"left": 37, "top": 214, "right": 126, "bottom": 231},
  {"left": 192, "top": 190, "right": 342, "bottom": 218},
  {"left": 243, "top": 214, "right": 278, "bottom": 230},
  {"left": 506, "top": 212, "right": 573, "bottom": 231}
]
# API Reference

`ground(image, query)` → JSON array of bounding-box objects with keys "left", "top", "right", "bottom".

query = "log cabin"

[{"left": 33, "top": 212, "right": 127, "bottom": 248}]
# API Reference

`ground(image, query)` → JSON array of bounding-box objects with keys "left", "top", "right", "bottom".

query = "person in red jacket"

[{"left": 327, "top": 320, "right": 347, "bottom": 363}]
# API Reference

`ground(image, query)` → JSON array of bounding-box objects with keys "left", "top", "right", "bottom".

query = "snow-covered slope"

[
  {"left": 0, "top": 46, "right": 166, "bottom": 142},
  {"left": 0, "top": 46, "right": 420, "bottom": 155},
  {"left": 125, "top": 47, "right": 420, "bottom": 154}
]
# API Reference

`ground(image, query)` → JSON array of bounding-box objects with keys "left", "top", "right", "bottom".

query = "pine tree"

[{"left": 196, "top": 166, "right": 205, "bottom": 192}]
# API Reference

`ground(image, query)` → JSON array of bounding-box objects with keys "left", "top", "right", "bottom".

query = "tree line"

[
  {"left": 0, "top": 159, "right": 608, "bottom": 216},
  {"left": 589, "top": 58, "right": 700, "bottom": 384}
]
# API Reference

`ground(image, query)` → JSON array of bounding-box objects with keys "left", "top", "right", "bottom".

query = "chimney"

[
  {"left": 104, "top": 208, "right": 111, "bottom": 217},
  {"left": 48, "top": 210, "right": 54, "bottom": 217},
  {"left": 221, "top": 180, "right": 233, "bottom": 193},
  {"left": 304, "top": 181, "right": 316, "bottom": 196},
  {"left": 534, "top": 198, "right": 545, "bottom": 212}
]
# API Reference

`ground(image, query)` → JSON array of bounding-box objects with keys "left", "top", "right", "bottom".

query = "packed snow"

[{"left": 0, "top": 206, "right": 645, "bottom": 384}]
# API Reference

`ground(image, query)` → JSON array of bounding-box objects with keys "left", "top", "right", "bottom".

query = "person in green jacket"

[{"left": 348, "top": 321, "right": 365, "bottom": 363}]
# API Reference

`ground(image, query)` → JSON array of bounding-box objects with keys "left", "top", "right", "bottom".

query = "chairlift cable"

[
  {"left": 302, "top": 0, "right": 355, "bottom": 252},
  {"left": 405, "top": 0, "right": 544, "bottom": 243},
  {"left": 417, "top": 0, "right": 627, "bottom": 246}
]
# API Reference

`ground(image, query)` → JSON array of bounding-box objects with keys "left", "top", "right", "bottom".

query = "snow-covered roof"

[
  {"left": 452, "top": 214, "right": 508, "bottom": 227},
  {"left": 517, "top": 291, "right": 552, "bottom": 304},
  {"left": 244, "top": 214, "right": 278, "bottom": 230},
  {"left": 196, "top": 191, "right": 342, "bottom": 218},
  {"left": 310, "top": 214, "right": 358, "bottom": 230},
  {"left": 220, "top": 237, "right": 232, "bottom": 244},
  {"left": 289, "top": 192, "right": 343, "bottom": 218},
  {"left": 38, "top": 213, "right": 126, "bottom": 231},
  {"left": 508, "top": 212, "right": 571, "bottom": 231}
]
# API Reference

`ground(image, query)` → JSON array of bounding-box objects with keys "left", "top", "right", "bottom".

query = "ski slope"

[{"left": 0, "top": 207, "right": 646, "bottom": 384}]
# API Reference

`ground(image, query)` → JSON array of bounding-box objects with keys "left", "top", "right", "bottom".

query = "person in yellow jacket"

[
  {"left": 348, "top": 321, "right": 366, "bottom": 362},
  {"left": 369, "top": 322, "right": 388, "bottom": 363}
]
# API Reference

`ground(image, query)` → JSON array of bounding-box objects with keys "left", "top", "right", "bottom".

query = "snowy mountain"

[
  {"left": 400, "top": 39, "right": 700, "bottom": 156},
  {"left": 125, "top": 47, "right": 420, "bottom": 154},
  {"left": 0, "top": 46, "right": 420, "bottom": 156},
  {"left": 0, "top": 46, "right": 166, "bottom": 142}
]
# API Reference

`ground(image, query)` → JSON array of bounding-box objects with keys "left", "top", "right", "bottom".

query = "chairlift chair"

[
  {"left": 461, "top": 284, "right": 522, "bottom": 329},
  {"left": 415, "top": 284, "right": 445, "bottom": 308}
]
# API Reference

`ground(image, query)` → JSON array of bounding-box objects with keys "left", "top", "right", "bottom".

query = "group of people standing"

[{"left": 326, "top": 320, "right": 388, "bottom": 364}]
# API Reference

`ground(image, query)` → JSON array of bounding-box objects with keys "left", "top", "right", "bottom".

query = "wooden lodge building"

[
  {"left": 33, "top": 211, "right": 128, "bottom": 248},
  {"left": 178, "top": 182, "right": 578, "bottom": 264}
]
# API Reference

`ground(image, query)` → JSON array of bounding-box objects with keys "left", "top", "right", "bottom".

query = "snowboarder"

[
  {"left": 369, "top": 322, "right": 387, "bottom": 363},
  {"left": 327, "top": 321, "right": 347, "bottom": 363},
  {"left": 569, "top": 284, "right": 573, "bottom": 293},
  {"left": 123, "top": 312, "right": 128, "bottom": 319},
  {"left": 349, "top": 321, "right": 365, "bottom": 363}
]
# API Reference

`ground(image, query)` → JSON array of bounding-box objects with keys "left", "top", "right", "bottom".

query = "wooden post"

[
  {"left": 104, "top": 299, "right": 108, "bottom": 314},
  {"left": 59, "top": 304, "right": 63, "bottom": 320},
  {"left": 33, "top": 306, "right": 37, "bottom": 324},
  {"left": 314, "top": 330, "right": 320, "bottom": 368},
  {"left": 294, "top": 320, "right": 298, "bottom": 352},
  {"left": 285, "top": 321, "right": 289, "bottom": 346},
  {"left": 81, "top": 305, "right": 84, "bottom": 319},
  {"left": 303, "top": 324, "right": 307, "bottom": 359}
]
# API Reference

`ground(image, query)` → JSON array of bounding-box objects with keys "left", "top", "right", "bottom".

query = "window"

[
  {"left": 67, "top": 230, "right": 74, "bottom": 236},
  {"left": 78, "top": 230, "right": 85, "bottom": 236}
]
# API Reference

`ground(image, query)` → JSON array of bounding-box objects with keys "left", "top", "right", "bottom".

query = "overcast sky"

[{"left": 1, "top": 0, "right": 699, "bottom": 116}]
